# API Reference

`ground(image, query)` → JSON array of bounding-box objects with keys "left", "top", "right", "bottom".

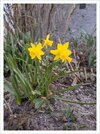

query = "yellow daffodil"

[
  {"left": 50, "top": 42, "right": 72, "bottom": 63},
  {"left": 43, "top": 34, "right": 53, "bottom": 48},
  {"left": 28, "top": 43, "right": 44, "bottom": 60}
]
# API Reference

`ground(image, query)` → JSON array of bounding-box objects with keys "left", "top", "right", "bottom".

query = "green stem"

[
  {"left": 34, "top": 58, "right": 38, "bottom": 84},
  {"left": 44, "top": 61, "right": 59, "bottom": 96}
]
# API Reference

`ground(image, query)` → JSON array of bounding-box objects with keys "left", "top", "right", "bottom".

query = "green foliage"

[
  {"left": 4, "top": 29, "right": 96, "bottom": 111},
  {"left": 64, "top": 107, "right": 77, "bottom": 122},
  {"left": 85, "top": 34, "right": 96, "bottom": 67},
  {"left": 72, "top": 33, "right": 96, "bottom": 68},
  {"left": 63, "top": 124, "right": 76, "bottom": 130}
]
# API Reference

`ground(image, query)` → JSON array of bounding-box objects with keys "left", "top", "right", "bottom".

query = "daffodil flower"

[
  {"left": 28, "top": 43, "right": 44, "bottom": 60},
  {"left": 43, "top": 34, "right": 53, "bottom": 48},
  {"left": 50, "top": 42, "right": 72, "bottom": 63}
]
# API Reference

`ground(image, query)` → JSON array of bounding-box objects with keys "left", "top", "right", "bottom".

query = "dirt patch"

[{"left": 4, "top": 81, "right": 96, "bottom": 130}]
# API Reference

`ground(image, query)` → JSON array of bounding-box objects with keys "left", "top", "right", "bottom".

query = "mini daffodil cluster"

[{"left": 28, "top": 34, "right": 72, "bottom": 63}]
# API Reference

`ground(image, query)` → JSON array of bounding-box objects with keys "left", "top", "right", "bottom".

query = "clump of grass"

[{"left": 4, "top": 29, "right": 96, "bottom": 113}]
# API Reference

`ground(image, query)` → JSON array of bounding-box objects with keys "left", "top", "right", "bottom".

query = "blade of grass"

[
  {"left": 48, "top": 83, "right": 81, "bottom": 98},
  {"left": 51, "top": 70, "right": 81, "bottom": 83},
  {"left": 55, "top": 96, "right": 96, "bottom": 105}
]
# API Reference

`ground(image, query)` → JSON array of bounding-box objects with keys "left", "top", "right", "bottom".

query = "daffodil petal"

[
  {"left": 46, "top": 34, "right": 50, "bottom": 40},
  {"left": 66, "top": 57, "right": 72, "bottom": 62},
  {"left": 31, "top": 55, "right": 36, "bottom": 59},
  {"left": 54, "top": 55, "right": 59, "bottom": 60},
  {"left": 57, "top": 44, "right": 63, "bottom": 49},
  {"left": 28, "top": 48, "right": 33, "bottom": 52},
  {"left": 36, "top": 43, "right": 43, "bottom": 49},
  {"left": 31, "top": 43, "right": 35, "bottom": 48},
  {"left": 63, "top": 42, "right": 69, "bottom": 49},
  {"left": 66, "top": 49, "right": 72, "bottom": 56},
  {"left": 50, "top": 50, "right": 58, "bottom": 55},
  {"left": 40, "top": 51, "right": 44, "bottom": 55},
  {"left": 47, "top": 40, "right": 53, "bottom": 46},
  {"left": 37, "top": 55, "right": 42, "bottom": 60}
]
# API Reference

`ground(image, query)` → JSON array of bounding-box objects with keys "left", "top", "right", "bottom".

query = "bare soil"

[{"left": 4, "top": 77, "right": 96, "bottom": 130}]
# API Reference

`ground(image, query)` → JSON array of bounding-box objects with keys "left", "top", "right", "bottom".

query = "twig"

[
  {"left": 82, "top": 83, "right": 92, "bottom": 86},
  {"left": 4, "top": 99, "right": 13, "bottom": 115},
  {"left": 69, "top": 62, "right": 81, "bottom": 82},
  {"left": 66, "top": 62, "right": 70, "bottom": 71},
  {"left": 55, "top": 83, "right": 68, "bottom": 88},
  {"left": 58, "top": 37, "right": 62, "bottom": 44},
  {"left": 84, "top": 67, "right": 87, "bottom": 81}
]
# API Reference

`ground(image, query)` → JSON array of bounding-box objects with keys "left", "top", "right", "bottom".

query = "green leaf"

[
  {"left": 4, "top": 79, "right": 17, "bottom": 96},
  {"left": 51, "top": 70, "right": 80, "bottom": 83},
  {"left": 55, "top": 96, "right": 96, "bottom": 105},
  {"left": 34, "top": 98, "right": 44, "bottom": 109},
  {"left": 51, "top": 83, "right": 81, "bottom": 96},
  {"left": 31, "top": 90, "right": 41, "bottom": 96},
  {"left": 89, "top": 54, "right": 96, "bottom": 67},
  {"left": 16, "top": 95, "right": 21, "bottom": 105},
  {"left": 14, "top": 68, "right": 32, "bottom": 97},
  {"left": 65, "top": 107, "right": 73, "bottom": 118}
]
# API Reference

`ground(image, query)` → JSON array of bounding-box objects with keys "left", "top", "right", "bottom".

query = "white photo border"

[{"left": 0, "top": 0, "right": 100, "bottom": 134}]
